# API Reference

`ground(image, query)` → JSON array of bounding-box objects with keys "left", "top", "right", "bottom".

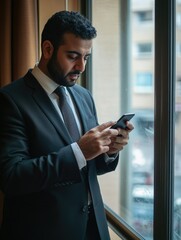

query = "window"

[
  {"left": 176, "top": 79, "right": 181, "bottom": 97},
  {"left": 90, "top": 0, "right": 179, "bottom": 239},
  {"left": 133, "top": 10, "right": 153, "bottom": 22},
  {"left": 134, "top": 43, "right": 152, "bottom": 58},
  {"left": 176, "top": 42, "right": 181, "bottom": 56},
  {"left": 176, "top": 13, "right": 181, "bottom": 28},
  {"left": 134, "top": 73, "right": 153, "bottom": 93},
  {"left": 92, "top": 0, "right": 154, "bottom": 239}
]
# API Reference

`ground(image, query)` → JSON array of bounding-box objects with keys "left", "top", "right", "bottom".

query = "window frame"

[
  {"left": 80, "top": 0, "right": 93, "bottom": 91},
  {"left": 154, "top": 0, "right": 176, "bottom": 239},
  {"left": 81, "top": 0, "right": 176, "bottom": 239}
]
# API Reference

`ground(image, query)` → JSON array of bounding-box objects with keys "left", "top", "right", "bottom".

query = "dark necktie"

[{"left": 55, "top": 86, "right": 80, "bottom": 142}]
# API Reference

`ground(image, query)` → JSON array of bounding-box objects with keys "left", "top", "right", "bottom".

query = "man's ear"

[{"left": 42, "top": 40, "right": 54, "bottom": 59}]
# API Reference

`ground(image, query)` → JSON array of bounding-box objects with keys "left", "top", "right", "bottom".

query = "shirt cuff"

[
  {"left": 71, "top": 142, "right": 87, "bottom": 170},
  {"left": 104, "top": 153, "right": 118, "bottom": 163}
]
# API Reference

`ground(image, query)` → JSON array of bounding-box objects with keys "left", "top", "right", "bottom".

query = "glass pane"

[
  {"left": 92, "top": 0, "right": 154, "bottom": 239},
  {"left": 174, "top": 1, "right": 181, "bottom": 239}
]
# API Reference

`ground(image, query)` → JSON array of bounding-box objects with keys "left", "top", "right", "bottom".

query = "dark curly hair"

[{"left": 41, "top": 11, "right": 97, "bottom": 49}]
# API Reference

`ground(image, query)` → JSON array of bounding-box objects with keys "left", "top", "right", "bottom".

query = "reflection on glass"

[
  {"left": 174, "top": 1, "right": 181, "bottom": 239},
  {"left": 92, "top": 0, "right": 154, "bottom": 239}
]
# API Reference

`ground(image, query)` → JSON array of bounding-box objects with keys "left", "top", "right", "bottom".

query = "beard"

[{"left": 47, "top": 52, "right": 80, "bottom": 87}]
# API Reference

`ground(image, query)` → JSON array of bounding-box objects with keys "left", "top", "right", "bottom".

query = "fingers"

[
  {"left": 108, "top": 136, "right": 128, "bottom": 154},
  {"left": 77, "top": 122, "right": 118, "bottom": 160},
  {"left": 78, "top": 120, "right": 134, "bottom": 160},
  {"left": 117, "top": 128, "right": 129, "bottom": 138},
  {"left": 102, "top": 138, "right": 112, "bottom": 146},
  {"left": 90, "top": 121, "right": 119, "bottom": 140},
  {"left": 96, "top": 121, "right": 117, "bottom": 132},
  {"left": 94, "top": 121, "right": 133, "bottom": 136},
  {"left": 117, "top": 121, "right": 134, "bottom": 136},
  {"left": 107, "top": 122, "right": 134, "bottom": 154},
  {"left": 126, "top": 122, "right": 134, "bottom": 131},
  {"left": 113, "top": 136, "right": 129, "bottom": 147}
]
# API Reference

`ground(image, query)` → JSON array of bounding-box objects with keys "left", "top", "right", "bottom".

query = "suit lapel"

[{"left": 24, "top": 71, "right": 72, "bottom": 144}]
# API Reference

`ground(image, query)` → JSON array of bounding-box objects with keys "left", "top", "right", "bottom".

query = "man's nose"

[{"left": 74, "top": 58, "right": 86, "bottom": 72}]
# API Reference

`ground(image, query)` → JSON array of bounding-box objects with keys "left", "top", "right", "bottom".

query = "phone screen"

[{"left": 111, "top": 113, "right": 135, "bottom": 129}]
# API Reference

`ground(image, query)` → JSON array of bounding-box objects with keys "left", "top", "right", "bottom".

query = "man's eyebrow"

[{"left": 66, "top": 51, "right": 91, "bottom": 56}]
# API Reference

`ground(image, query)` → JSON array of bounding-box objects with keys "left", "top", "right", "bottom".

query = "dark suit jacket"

[{"left": 0, "top": 71, "right": 119, "bottom": 240}]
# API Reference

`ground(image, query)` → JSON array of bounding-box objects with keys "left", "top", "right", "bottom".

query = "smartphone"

[{"left": 111, "top": 113, "right": 135, "bottom": 129}]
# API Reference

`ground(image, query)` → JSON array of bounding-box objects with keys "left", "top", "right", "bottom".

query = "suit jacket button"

[{"left": 82, "top": 206, "right": 87, "bottom": 213}]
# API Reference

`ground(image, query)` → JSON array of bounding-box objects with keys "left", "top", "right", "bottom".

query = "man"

[{"left": 0, "top": 11, "right": 134, "bottom": 240}]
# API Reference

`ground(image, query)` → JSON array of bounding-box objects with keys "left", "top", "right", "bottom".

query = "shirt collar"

[{"left": 31, "top": 65, "right": 59, "bottom": 96}]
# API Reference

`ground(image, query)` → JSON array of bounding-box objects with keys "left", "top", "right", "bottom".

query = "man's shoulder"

[
  {"left": 0, "top": 71, "right": 35, "bottom": 101},
  {"left": 0, "top": 71, "right": 30, "bottom": 92},
  {"left": 0, "top": 79, "right": 23, "bottom": 98}
]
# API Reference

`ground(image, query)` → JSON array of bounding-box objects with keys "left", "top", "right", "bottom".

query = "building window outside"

[
  {"left": 133, "top": 10, "right": 153, "bottom": 23},
  {"left": 134, "top": 43, "right": 152, "bottom": 58},
  {"left": 138, "top": 10, "right": 152, "bottom": 21},
  {"left": 134, "top": 72, "right": 153, "bottom": 93}
]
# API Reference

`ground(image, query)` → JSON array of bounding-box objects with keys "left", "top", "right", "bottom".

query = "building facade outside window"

[{"left": 91, "top": 0, "right": 181, "bottom": 239}]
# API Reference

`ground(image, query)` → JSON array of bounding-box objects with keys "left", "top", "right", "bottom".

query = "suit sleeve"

[{"left": 0, "top": 91, "right": 81, "bottom": 195}]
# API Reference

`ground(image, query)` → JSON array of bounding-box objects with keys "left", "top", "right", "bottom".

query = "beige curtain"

[
  {"left": 0, "top": 0, "right": 80, "bottom": 227},
  {"left": 12, "top": 0, "right": 39, "bottom": 81},
  {"left": 0, "top": 0, "right": 38, "bottom": 87},
  {"left": 0, "top": 0, "right": 12, "bottom": 87}
]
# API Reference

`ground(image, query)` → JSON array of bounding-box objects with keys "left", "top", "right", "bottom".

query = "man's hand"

[
  {"left": 107, "top": 121, "right": 134, "bottom": 155},
  {"left": 77, "top": 121, "right": 118, "bottom": 160},
  {"left": 77, "top": 121, "right": 134, "bottom": 160}
]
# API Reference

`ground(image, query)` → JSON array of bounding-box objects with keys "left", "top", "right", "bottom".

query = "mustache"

[{"left": 68, "top": 70, "right": 82, "bottom": 75}]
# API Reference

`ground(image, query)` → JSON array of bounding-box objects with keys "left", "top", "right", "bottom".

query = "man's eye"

[
  {"left": 67, "top": 54, "right": 90, "bottom": 62},
  {"left": 68, "top": 55, "right": 78, "bottom": 60}
]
